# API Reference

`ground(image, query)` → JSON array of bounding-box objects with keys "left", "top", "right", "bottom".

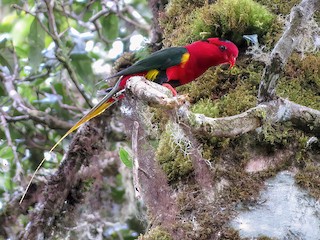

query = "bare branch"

[
  {"left": 279, "top": 98, "right": 320, "bottom": 134},
  {"left": 4, "top": 115, "right": 30, "bottom": 123}
]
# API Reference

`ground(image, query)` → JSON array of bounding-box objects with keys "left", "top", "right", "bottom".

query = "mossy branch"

[
  {"left": 178, "top": 105, "right": 265, "bottom": 137},
  {"left": 180, "top": 98, "right": 320, "bottom": 137},
  {"left": 125, "top": 77, "right": 320, "bottom": 137},
  {"left": 258, "top": 0, "right": 320, "bottom": 102}
]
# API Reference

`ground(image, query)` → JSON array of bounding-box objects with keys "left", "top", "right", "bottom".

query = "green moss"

[
  {"left": 155, "top": 127, "right": 193, "bottom": 182},
  {"left": 201, "top": 144, "right": 214, "bottom": 160},
  {"left": 165, "top": 0, "right": 205, "bottom": 15},
  {"left": 295, "top": 162, "right": 320, "bottom": 199},
  {"left": 277, "top": 54, "right": 320, "bottom": 110},
  {"left": 220, "top": 228, "right": 241, "bottom": 240},
  {"left": 177, "top": 69, "right": 219, "bottom": 101},
  {"left": 257, "top": 236, "right": 277, "bottom": 240},
  {"left": 256, "top": 0, "right": 300, "bottom": 15},
  {"left": 217, "top": 82, "right": 257, "bottom": 117},
  {"left": 256, "top": 121, "right": 301, "bottom": 148},
  {"left": 191, "top": 0, "right": 276, "bottom": 44},
  {"left": 191, "top": 98, "right": 219, "bottom": 118},
  {"left": 161, "top": 0, "right": 276, "bottom": 46},
  {"left": 160, "top": 0, "right": 206, "bottom": 46},
  {"left": 141, "top": 226, "right": 173, "bottom": 240}
]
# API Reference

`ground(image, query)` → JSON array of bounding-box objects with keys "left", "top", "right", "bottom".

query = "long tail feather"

[{"left": 20, "top": 80, "right": 122, "bottom": 204}]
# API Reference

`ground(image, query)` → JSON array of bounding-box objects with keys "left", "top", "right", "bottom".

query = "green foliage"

[
  {"left": 0, "top": 0, "right": 150, "bottom": 238},
  {"left": 28, "top": 18, "right": 45, "bottom": 73},
  {"left": 101, "top": 14, "right": 119, "bottom": 41},
  {"left": 0, "top": 46, "right": 14, "bottom": 74}
]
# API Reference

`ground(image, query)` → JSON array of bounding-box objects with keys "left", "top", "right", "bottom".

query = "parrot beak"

[{"left": 229, "top": 56, "right": 236, "bottom": 69}]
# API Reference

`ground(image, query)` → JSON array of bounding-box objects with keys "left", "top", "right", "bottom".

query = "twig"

[
  {"left": 131, "top": 121, "right": 141, "bottom": 198},
  {"left": 0, "top": 111, "right": 22, "bottom": 182},
  {"left": 11, "top": 4, "right": 51, "bottom": 36},
  {"left": 89, "top": 8, "right": 110, "bottom": 22},
  {"left": 119, "top": 5, "right": 150, "bottom": 32},
  {"left": 44, "top": 0, "right": 93, "bottom": 108},
  {"left": 50, "top": 85, "right": 85, "bottom": 113},
  {"left": 20, "top": 68, "right": 50, "bottom": 82},
  {"left": 4, "top": 115, "right": 30, "bottom": 122}
]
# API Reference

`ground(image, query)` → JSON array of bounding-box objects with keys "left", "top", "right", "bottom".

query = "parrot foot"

[{"left": 162, "top": 83, "right": 177, "bottom": 96}]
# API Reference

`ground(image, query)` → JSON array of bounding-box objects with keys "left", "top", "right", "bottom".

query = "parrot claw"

[{"left": 162, "top": 83, "right": 177, "bottom": 96}]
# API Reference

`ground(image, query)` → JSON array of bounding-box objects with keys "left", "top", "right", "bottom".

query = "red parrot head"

[{"left": 206, "top": 38, "right": 239, "bottom": 68}]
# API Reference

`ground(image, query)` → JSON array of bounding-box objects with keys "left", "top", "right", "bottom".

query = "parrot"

[
  {"left": 49, "top": 38, "right": 239, "bottom": 152},
  {"left": 20, "top": 38, "right": 238, "bottom": 204}
]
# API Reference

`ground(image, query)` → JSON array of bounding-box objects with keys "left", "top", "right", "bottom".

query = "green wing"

[{"left": 110, "top": 47, "right": 188, "bottom": 77}]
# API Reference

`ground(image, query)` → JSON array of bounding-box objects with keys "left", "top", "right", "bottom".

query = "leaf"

[
  {"left": 0, "top": 35, "right": 8, "bottom": 48},
  {"left": 0, "top": 48, "right": 14, "bottom": 73},
  {"left": 101, "top": 14, "right": 119, "bottom": 41},
  {"left": 28, "top": 18, "right": 45, "bottom": 73},
  {"left": 71, "top": 57, "right": 94, "bottom": 89},
  {"left": 119, "top": 147, "right": 133, "bottom": 168}
]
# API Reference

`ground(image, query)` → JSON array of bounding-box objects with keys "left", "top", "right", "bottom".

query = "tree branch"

[
  {"left": 178, "top": 105, "right": 265, "bottom": 137},
  {"left": 0, "top": 71, "right": 73, "bottom": 130},
  {"left": 126, "top": 76, "right": 188, "bottom": 108},
  {"left": 125, "top": 77, "right": 320, "bottom": 137}
]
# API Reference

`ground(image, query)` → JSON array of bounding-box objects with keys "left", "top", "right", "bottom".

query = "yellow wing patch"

[
  {"left": 145, "top": 69, "right": 160, "bottom": 81},
  {"left": 180, "top": 52, "right": 190, "bottom": 68}
]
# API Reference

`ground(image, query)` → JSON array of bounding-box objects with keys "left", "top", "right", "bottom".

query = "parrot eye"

[{"left": 219, "top": 45, "right": 227, "bottom": 51}]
